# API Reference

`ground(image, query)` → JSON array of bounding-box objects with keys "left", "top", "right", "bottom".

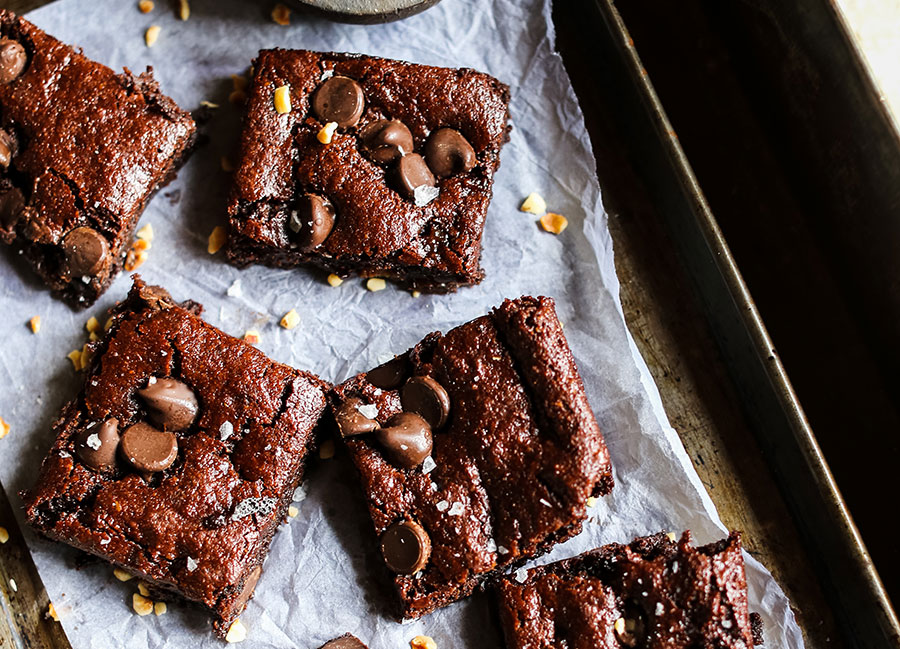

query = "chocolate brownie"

[
  {"left": 319, "top": 634, "right": 368, "bottom": 649},
  {"left": 225, "top": 48, "right": 510, "bottom": 292},
  {"left": 331, "top": 296, "right": 614, "bottom": 618},
  {"left": 0, "top": 11, "right": 195, "bottom": 306},
  {"left": 496, "top": 531, "right": 762, "bottom": 649},
  {"left": 20, "top": 278, "right": 330, "bottom": 637}
]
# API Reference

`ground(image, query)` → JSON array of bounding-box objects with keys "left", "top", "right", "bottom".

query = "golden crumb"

[
  {"left": 67, "top": 349, "right": 82, "bottom": 372},
  {"left": 144, "top": 25, "right": 161, "bottom": 48},
  {"left": 133, "top": 238, "right": 151, "bottom": 252},
  {"left": 200, "top": 100, "right": 220, "bottom": 109},
  {"left": 0, "top": 418, "right": 8, "bottom": 440},
  {"left": 274, "top": 85, "right": 292, "bottom": 114},
  {"left": 280, "top": 309, "right": 300, "bottom": 330},
  {"left": 317, "top": 121, "right": 338, "bottom": 144},
  {"left": 326, "top": 273, "right": 343, "bottom": 287},
  {"left": 271, "top": 3, "right": 291, "bottom": 25},
  {"left": 519, "top": 192, "right": 547, "bottom": 215},
  {"left": 89, "top": 332, "right": 100, "bottom": 342},
  {"left": 243, "top": 330, "right": 261, "bottom": 345},
  {"left": 411, "top": 636, "right": 438, "bottom": 649},
  {"left": 288, "top": 505, "right": 299, "bottom": 518},
  {"left": 48, "top": 603, "right": 59, "bottom": 621},
  {"left": 154, "top": 601, "right": 167, "bottom": 616},
  {"left": 539, "top": 212, "right": 568, "bottom": 235},
  {"left": 136, "top": 223, "right": 154, "bottom": 242},
  {"left": 178, "top": 0, "right": 190, "bottom": 20},
  {"left": 114, "top": 568, "right": 134, "bottom": 582},
  {"left": 666, "top": 531, "right": 677, "bottom": 542},
  {"left": 366, "top": 277, "right": 387, "bottom": 292},
  {"left": 80, "top": 343, "right": 94, "bottom": 370},
  {"left": 0, "top": 526, "right": 8, "bottom": 543},
  {"left": 319, "top": 439, "right": 335, "bottom": 460},
  {"left": 86, "top": 316, "right": 100, "bottom": 333},
  {"left": 124, "top": 248, "right": 149, "bottom": 271},
  {"left": 132, "top": 593, "right": 153, "bottom": 616},
  {"left": 104, "top": 317, "right": 115, "bottom": 331},
  {"left": 208, "top": 226, "right": 227, "bottom": 254},
  {"left": 138, "top": 0, "right": 154, "bottom": 13},
  {"left": 138, "top": 583, "right": 150, "bottom": 597},
  {"left": 586, "top": 496, "right": 598, "bottom": 508},
  {"left": 226, "top": 618, "right": 247, "bottom": 643},
  {"left": 28, "top": 315, "right": 41, "bottom": 334},
  {"left": 411, "top": 291, "right": 421, "bottom": 298}
]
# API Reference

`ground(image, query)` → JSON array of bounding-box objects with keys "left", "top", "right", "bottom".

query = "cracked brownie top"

[
  {"left": 225, "top": 48, "right": 511, "bottom": 293},
  {"left": 0, "top": 10, "right": 195, "bottom": 306},
  {"left": 330, "top": 295, "right": 614, "bottom": 619},
  {"left": 21, "top": 278, "right": 330, "bottom": 637}
]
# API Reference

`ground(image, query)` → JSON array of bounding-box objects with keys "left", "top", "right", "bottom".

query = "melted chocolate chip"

[
  {"left": 391, "top": 153, "right": 435, "bottom": 201},
  {"left": 380, "top": 519, "right": 431, "bottom": 574},
  {"left": 365, "top": 354, "right": 410, "bottom": 389},
  {"left": 0, "top": 187, "right": 25, "bottom": 232},
  {"left": 288, "top": 194, "right": 335, "bottom": 250},
  {"left": 401, "top": 376, "right": 450, "bottom": 429},
  {"left": 424, "top": 128, "right": 477, "bottom": 178},
  {"left": 138, "top": 377, "right": 199, "bottom": 431},
  {"left": 0, "top": 129, "right": 15, "bottom": 169},
  {"left": 359, "top": 119, "right": 413, "bottom": 165},
  {"left": 61, "top": 227, "right": 109, "bottom": 277},
  {"left": 120, "top": 422, "right": 178, "bottom": 474},
  {"left": 376, "top": 412, "right": 432, "bottom": 469},
  {"left": 0, "top": 38, "right": 27, "bottom": 84},
  {"left": 311, "top": 75, "right": 365, "bottom": 128},
  {"left": 321, "top": 635, "right": 367, "bottom": 649},
  {"left": 74, "top": 418, "right": 120, "bottom": 473},
  {"left": 335, "top": 398, "right": 379, "bottom": 438}
]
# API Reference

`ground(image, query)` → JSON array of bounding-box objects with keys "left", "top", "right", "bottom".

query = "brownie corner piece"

[
  {"left": 495, "top": 531, "right": 760, "bottom": 649},
  {"left": 0, "top": 10, "right": 196, "bottom": 307},
  {"left": 331, "top": 294, "right": 613, "bottom": 619},
  {"left": 225, "top": 48, "right": 511, "bottom": 293},
  {"left": 20, "top": 277, "right": 330, "bottom": 636}
]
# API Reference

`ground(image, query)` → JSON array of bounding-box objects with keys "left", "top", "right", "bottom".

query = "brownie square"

[
  {"left": 331, "top": 296, "right": 614, "bottom": 618},
  {"left": 21, "top": 278, "right": 330, "bottom": 637},
  {"left": 495, "top": 532, "right": 761, "bottom": 649},
  {"left": 225, "top": 48, "right": 511, "bottom": 292},
  {"left": 0, "top": 11, "right": 196, "bottom": 307}
]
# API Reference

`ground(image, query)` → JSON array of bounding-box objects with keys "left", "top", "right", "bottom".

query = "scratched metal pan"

[{"left": 569, "top": 0, "right": 900, "bottom": 647}]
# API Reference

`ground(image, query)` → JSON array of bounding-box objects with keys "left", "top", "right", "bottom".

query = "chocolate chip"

[
  {"left": 424, "top": 128, "right": 477, "bottom": 178},
  {"left": 61, "top": 227, "right": 109, "bottom": 277},
  {"left": 380, "top": 519, "right": 431, "bottom": 574},
  {"left": 288, "top": 194, "right": 335, "bottom": 250},
  {"left": 376, "top": 412, "right": 432, "bottom": 469},
  {"left": 335, "top": 398, "right": 379, "bottom": 438},
  {"left": 391, "top": 153, "right": 435, "bottom": 201},
  {"left": 0, "top": 187, "right": 25, "bottom": 232},
  {"left": 366, "top": 354, "right": 410, "bottom": 389},
  {"left": 0, "top": 129, "right": 15, "bottom": 169},
  {"left": 74, "top": 418, "right": 120, "bottom": 473},
  {"left": 138, "top": 377, "right": 199, "bottom": 431},
  {"left": 120, "top": 422, "right": 178, "bottom": 474},
  {"left": 401, "top": 376, "right": 450, "bottom": 429},
  {"left": 0, "top": 38, "right": 27, "bottom": 84},
  {"left": 359, "top": 119, "right": 413, "bottom": 165},
  {"left": 321, "top": 635, "right": 367, "bottom": 649},
  {"left": 311, "top": 75, "right": 365, "bottom": 128}
]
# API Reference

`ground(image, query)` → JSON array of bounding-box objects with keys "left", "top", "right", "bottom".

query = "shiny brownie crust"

[
  {"left": 0, "top": 11, "right": 196, "bottom": 306},
  {"left": 225, "top": 48, "right": 511, "bottom": 292},
  {"left": 332, "top": 296, "right": 614, "bottom": 619},
  {"left": 20, "top": 278, "right": 330, "bottom": 636}
]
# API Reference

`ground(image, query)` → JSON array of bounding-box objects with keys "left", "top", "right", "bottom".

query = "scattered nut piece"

[
  {"left": 411, "top": 636, "right": 437, "bottom": 649},
  {"left": 124, "top": 248, "right": 149, "bottom": 271},
  {"left": 231, "top": 74, "right": 248, "bottom": 92},
  {"left": 229, "top": 90, "right": 247, "bottom": 105},
  {"left": 317, "top": 121, "right": 338, "bottom": 144},
  {"left": 86, "top": 316, "right": 100, "bottom": 333},
  {"left": 539, "top": 212, "right": 568, "bottom": 235},
  {"left": 243, "top": 330, "right": 261, "bottom": 345},
  {"left": 274, "top": 85, "right": 292, "bottom": 114},
  {"left": 114, "top": 568, "right": 134, "bottom": 582},
  {"left": 48, "top": 603, "right": 59, "bottom": 621},
  {"left": 80, "top": 343, "right": 94, "bottom": 370},
  {"left": 200, "top": 100, "right": 220, "bottom": 109},
  {"left": 133, "top": 238, "right": 151, "bottom": 252},
  {"left": 133, "top": 593, "right": 153, "bottom": 616},
  {"left": 67, "top": 349, "right": 83, "bottom": 371},
  {"left": 614, "top": 617, "right": 626, "bottom": 635},
  {"left": 145, "top": 25, "right": 161, "bottom": 48},
  {"left": 9, "top": 578, "right": 17, "bottom": 592},
  {"left": 138, "top": 583, "right": 150, "bottom": 597},
  {"left": 271, "top": 3, "right": 291, "bottom": 25},
  {"left": 221, "top": 156, "right": 235, "bottom": 172},
  {"left": 280, "top": 309, "right": 300, "bottom": 330},
  {"left": 226, "top": 618, "right": 247, "bottom": 643},
  {"left": 326, "top": 273, "right": 343, "bottom": 287},
  {"left": 666, "top": 531, "right": 677, "bottom": 542},
  {"left": 0, "top": 417, "right": 8, "bottom": 440},
  {"left": 208, "top": 226, "right": 227, "bottom": 254},
  {"left": 411, "top": 291, "right": 421, "bottom": 298},
  {"left": 89, "top": 331, "right": 100, "bottom": 342},
  {"left": 586, "top": 496, "right": 598, "bottom": 508},
  {"left": 28, "top": 315, "right": 41, "bottom": 334},
  {"left": 519, "top": 192, "right": 547, "bottom": 215},
  {"left": 154, "top": 601, "right": 167, "bottom": 616},
  {"left": 136, "top": 223, "right": 155, "bottom": 242},
  {"left": 138, "top": 0, "right": 154, "bottom": 12},
  {"left": 178, "top": 0, "right": 190, "bottom": 20},
  {"left": 319, "top": 439, "right": 335, "bottom": 460},
  {"left": 0, "top": 526, "right": 8, "bottom": 543},
  {"left": 104, "top": 317, "right": 115, "bottom": 331},
  {"left": 366, "top": 278, "right": 387, "bottom": 292},
  {"left": 288, "top": 505, "right": 299, "bottom": 518}
]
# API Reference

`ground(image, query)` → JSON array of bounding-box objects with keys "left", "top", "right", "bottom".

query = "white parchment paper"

[{"left": 0, "top": 0, "right": 804, "bottom": 647}]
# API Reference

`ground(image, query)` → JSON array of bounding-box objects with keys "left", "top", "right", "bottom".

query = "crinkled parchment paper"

[{"left": 0, "top": 0, "right": 804, "bottom": 647}]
